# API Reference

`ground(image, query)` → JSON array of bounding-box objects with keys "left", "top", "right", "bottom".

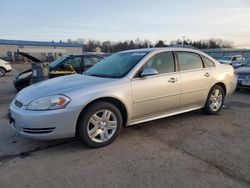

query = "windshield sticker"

[{"left": 131, "top": 53, "right": 146, "bottom": 56}]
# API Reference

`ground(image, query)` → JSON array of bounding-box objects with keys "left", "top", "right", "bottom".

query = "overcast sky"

[{"left": 0, "top": 0, "right": 250, "bottom": 47}]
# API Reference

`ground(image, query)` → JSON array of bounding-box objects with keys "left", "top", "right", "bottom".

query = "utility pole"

[
  {"left": 182, "top": 36, "right": 185, "bottom": 47},
  {"left": 82, "top": 44, "right": 85, "bottom": 55}
]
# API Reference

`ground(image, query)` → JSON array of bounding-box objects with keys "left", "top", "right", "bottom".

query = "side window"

[
  {"left": 143, "top": 52, "right": 175, "bottom": 74},
  {"left": 236, "top": 56, "right": 242, "bottom": 61},
  {"left": 176, "top": 52, "right": 203, "bottom": 71},
  {"left": 64, "top": 56, "right": 82, "bottom": 69},
  {"left": 84, "top": 57, "right": 100, "bottom": 67},
  {"left": 202, "top": 56, "right": 215, "bottom": 68}
]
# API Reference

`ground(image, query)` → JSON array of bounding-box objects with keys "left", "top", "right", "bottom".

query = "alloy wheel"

[
  {"left": 87, "top": 110, "right": 118, "bottom": 143},
  {"left": 0, "top": 68, "right": 5, "bottom": 76},
  {"left": 209, "top": 89, "right": 223, "bottom": 111}
]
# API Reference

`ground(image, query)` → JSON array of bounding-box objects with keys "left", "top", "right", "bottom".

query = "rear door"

[{"left": 176, "top": 51, "right": 213, "bottom": 108}]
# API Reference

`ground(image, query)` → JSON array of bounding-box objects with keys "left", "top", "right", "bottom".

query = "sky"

[{"left": 0, "top": 0, "right": 250, "bottom": 48}]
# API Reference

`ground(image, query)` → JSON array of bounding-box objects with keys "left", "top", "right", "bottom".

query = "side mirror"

[{"left": 140, "top": 68, "right": 159, "bottom": 77}]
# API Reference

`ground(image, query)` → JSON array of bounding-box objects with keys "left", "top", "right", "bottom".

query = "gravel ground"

[{"left": 0, "top": 63, "right": 250, "bottom": 188}]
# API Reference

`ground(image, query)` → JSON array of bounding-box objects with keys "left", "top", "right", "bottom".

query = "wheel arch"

[
  {"left": 212, "top": 82, "right": 227, "bottom": 95},
  {"left": 76, "top": 96, "right": 128, "bottom": 136},
  {"left": 0, "top": 66, "right": 6, "bottom": 71}
]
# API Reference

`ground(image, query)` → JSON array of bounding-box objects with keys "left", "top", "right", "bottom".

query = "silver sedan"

[{"left": 8, "top": 48, "right": 237, "bottom": 148}]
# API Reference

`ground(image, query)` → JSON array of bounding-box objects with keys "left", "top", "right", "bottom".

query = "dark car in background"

[
  {"left": 13, "top": 53, "right": 103, "bottom": 90},
  {"left": 236, "top": 60, "right": 250, "bottom": 88}
]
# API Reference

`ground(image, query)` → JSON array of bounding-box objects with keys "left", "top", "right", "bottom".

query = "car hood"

[
  {"left": 15, "top": 74, "right": 115, "bottom": 105},
  {"left": 0, "top": 59, "right": 10, "bottom": 65},
  {"left": 236, "top": 67, "right": 250, "bottom": 74}
]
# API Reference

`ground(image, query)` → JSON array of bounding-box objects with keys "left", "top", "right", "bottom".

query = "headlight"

[{"left": 26, "top": 95, "right": 71, "bottom": 111}]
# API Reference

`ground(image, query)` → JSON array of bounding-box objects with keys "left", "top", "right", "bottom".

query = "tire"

[
  {"left": 78, "top": 102, "right": 122, "bottom": 148},
  {"left": 0, "top": 67, "right": 6, "bottom": 77},
  {"left": 202, "top": 85, "right": 225, "bottom": 115}
]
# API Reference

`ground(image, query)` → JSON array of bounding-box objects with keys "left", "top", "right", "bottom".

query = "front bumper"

[
  {"left": 5, "top": 64, "right": 12, "bottom": 72},
  {"left": 237, "top": 79, "right": 250, "bottom": 88},
  {"left": 8, "top": 101, "right": 82, "bottom": 140}
]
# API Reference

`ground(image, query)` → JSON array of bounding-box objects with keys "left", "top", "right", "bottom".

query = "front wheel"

[
  {"left": 0, "top": 67, "right": 6, "bottom": 77},
  {"left": 202, "top": 85, "right": 225, "bottom": 115},
  {"left": 78, "top": 102, "right": 122, "bottom": 148}
]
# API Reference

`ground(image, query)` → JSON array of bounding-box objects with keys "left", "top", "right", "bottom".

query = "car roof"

[{"left": 120, "top": 47, "right": 204, "bottom": 54}]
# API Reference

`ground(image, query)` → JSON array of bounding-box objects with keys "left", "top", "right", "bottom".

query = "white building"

[{"left": 0, "top": 39, "right": 83, "bottom": 62}]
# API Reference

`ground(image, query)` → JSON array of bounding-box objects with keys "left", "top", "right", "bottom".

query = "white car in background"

[
  {"left": 0, "top": 59, "right": 12, "bottom": 77},
  {"left": 218, "top": 55, "right": 245, "bottom": 65}
]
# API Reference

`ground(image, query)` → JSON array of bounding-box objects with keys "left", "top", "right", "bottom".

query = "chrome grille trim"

[{"left": 22, "top": 127, "right": 55, "bottom": 134}]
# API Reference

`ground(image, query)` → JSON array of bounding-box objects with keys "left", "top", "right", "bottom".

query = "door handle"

[
  {"left": 168, "top": 77, "right": 178, "bottom": 83},
  {"left": 204, "top": 72, "right": 211, "bottom": 77}
]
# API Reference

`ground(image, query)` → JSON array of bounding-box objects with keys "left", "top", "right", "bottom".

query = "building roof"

[{"left": 0, "top": 39, "right": 82, "bottom": 47}]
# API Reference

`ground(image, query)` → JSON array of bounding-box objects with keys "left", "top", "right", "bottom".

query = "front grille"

[
  {"left": 22, "top": 127, "right": 55, "bottom": 134},
  {"left": 14, "top": 99, "right": 23, "bottom": 108}
]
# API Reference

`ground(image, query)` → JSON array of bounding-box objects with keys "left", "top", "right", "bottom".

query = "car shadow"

[
  {"left": 235, "top": 88, "right": 250, "bottom": 94},
  {"left": 0, "top": 104, "right": 236, "bottom": 163}
]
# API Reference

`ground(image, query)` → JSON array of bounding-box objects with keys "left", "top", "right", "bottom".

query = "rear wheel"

[
  {"left": 202, "top": 85, "right": 225, "bottom": 115},
  {"left": 78, "top": 102, "right": 122, "bottom": 148},
  {"left": 0, "top": 67, "right": 6, "bottom": 77}
]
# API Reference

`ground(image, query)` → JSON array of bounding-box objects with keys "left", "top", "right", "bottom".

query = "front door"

[
  {"left": 61, "top": 56, "right": 83, "bottom": 73},
  {"left": 131, "top": 52, "right": 180, "bottom": 120}
]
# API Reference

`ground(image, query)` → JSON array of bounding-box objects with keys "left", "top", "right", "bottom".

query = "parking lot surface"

[{"left": 0, "top": 63, "right": 250, "bottom": 188}]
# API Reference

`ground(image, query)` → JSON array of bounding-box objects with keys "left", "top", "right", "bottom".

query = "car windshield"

[
  {"left": 85, "top": 52, "right": 148, "bottom": 78},
  {"left": 220, "top": 56, "right": 232, "bottom": 61},
  {"left": 49, "top": 56, "right": 69, "bottom": 68}
]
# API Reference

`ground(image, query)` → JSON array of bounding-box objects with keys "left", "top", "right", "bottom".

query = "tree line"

[{"left": 66, "top": 38, "right": 233, "bottom": 53}]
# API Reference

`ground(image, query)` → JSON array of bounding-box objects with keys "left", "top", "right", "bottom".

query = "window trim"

[{"left": 133, "top": 51, "right": 177, "bottom": 79}]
